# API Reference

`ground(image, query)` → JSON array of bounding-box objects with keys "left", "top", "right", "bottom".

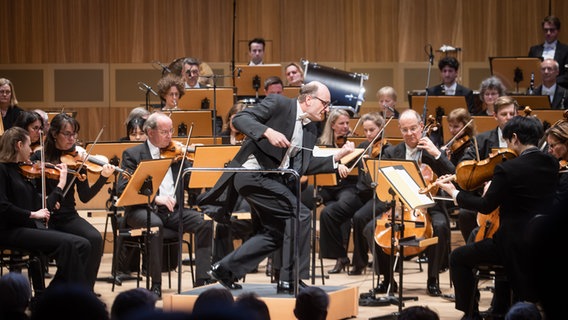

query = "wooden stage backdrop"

[{"left": 0, "top": 0, "right": 566, "bottom": 142}]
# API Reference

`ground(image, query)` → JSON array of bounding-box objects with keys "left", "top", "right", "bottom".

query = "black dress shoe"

[
  {"left": 347, "top": 265, "right": 366, "bottom": 275},
  {"left": 150, "top": 283, "right": 162, "bottom": 298},
  {"left": 328, "top": 257, "right": 350, "bottom": 274},
  {"left": 374, "top": 281, "right": 398, "bottom": 294},
  {"left": 270, "top": 269, "right": 280, "bottom": 284},
  {"left": 427, "top": 279, "right": 442, "bottom": 296},
  {"left": 276, "top": 280, "right": 308, "bottom": 295},
  {"left": 208, "top": 263, "right": 242, "bottom": 290}
]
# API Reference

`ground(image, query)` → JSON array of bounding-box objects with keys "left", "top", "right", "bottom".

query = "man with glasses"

[
  {"left": 529, "top": 15, "right": 568, "bottom": 88},
  {"left": 181, "top": 57, "right": 202, "bottom": 89},
  {"left": 199, "top": 81, "right": 355, "bottom": 294},
  {"left": 117, "top": 112, "right": 213, "bottom": 298}
]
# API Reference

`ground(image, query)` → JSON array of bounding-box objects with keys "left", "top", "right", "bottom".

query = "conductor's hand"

[
  {"left": 334, "top": 141, "right": 355, "bottom": 162},
  {"left": 155, "top": 195, "right": 176, "bottom": 212},
  {"left": 263, "top": 128, "right": 290, "bottom": 148},
  {"left": 337, "top": 164, "right": 350, "bottom": 179}
]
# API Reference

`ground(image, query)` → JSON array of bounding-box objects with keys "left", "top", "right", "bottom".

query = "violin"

[
  {"left": 234, "top": 132, "right": 246, "bottom": 145},
  {"left": 60, "top": 151, "right": 130, "bottom": 178},
  {"left": 336, "top": 135, "right": 348, "bottom": 148},
  {"left": 419, "top": 148, "right": 517, "bottom": 195},
  {"left": 560, "top": 159, "right": 568, "bottom": 173},
  {"left": 160, "top": 141, "right": 195, "bottom": 162},
  {"left": 19, "top": 162, "right": 86, "bottom": 181},
  {"left": 449, "top": 135, "right": 471, "bottom": 155}
]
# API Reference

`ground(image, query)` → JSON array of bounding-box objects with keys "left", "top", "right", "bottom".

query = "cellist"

[
  {"left": 435, "top": 115, "right": 558, "bottom": 320},
  {"left": 455, "top": 97, "right": 517, "bottom": 243},
  {"left": 364, "top": 109, "right": 455, "bottom": 297}
]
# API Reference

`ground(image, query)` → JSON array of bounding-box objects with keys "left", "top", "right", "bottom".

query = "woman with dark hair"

[
  {"left": 14, "top": 111, "right": 44, "bottom": 150},
  {"left": 30, "top": 113, "right": 118, "bottom": 292},
  {"left": 120, "top": 117, "right": 146, "bottom": 142},
  {"left": 0, "top": 127, "right": 91, "bottom": 295}
]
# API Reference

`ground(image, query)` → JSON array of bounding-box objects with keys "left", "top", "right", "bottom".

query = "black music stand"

[
  {"left": 87, "top": 142, "right": 142, "bottom": 285},
  {"left": 364, "top": 160, "right": 438, "bottom": 319},
  {"left": 115, "top": 158, "right": 171, "bottom": 289},
  {"left": 489, "top": 57, "right": 542, "bottom": 93}
]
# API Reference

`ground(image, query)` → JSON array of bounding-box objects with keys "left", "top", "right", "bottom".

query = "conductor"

[{"left": 199, "top": 81, "right": 355, "bottom": 294}]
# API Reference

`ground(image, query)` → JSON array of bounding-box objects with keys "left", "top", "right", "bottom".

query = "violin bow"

[
  {"left": 39, "top": 130, "right": 48, "bottom": 228},
  {"left": 441, "top": 119, "right": 474, "bottom": 150},
  {"left": 348, "top": 116, "right": 394, "bottom": 173},
  {"left": 173, "top": 123, "right": 194, "bottom": 194},
  {"left": 349, "top": 117, "right": 363, "bottom": 137},
  {"left": 62, "top": 126, "right": 105, "bottom": 198}
]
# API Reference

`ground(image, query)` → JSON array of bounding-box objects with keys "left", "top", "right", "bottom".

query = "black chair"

[
  {"left": 0, "top": 248, "right": 45, "bottom": 296},
  {"left": 469, "top": 263, "right": 508, "bottom": 316}
]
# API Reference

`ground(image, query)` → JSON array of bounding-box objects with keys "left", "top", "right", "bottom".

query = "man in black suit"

[
  {"left": 528, "top": 15, "right": 568, "bottom": 88},
  {"left": 436, "top": 115, "right": 558, "bottom": 320},
  {"left": 427, "top": 57, "right": 475, "bottom": 114},
  {"left": 530, "top": 58, "right": 568, "bottom": 109},
  {"left": 117, "top": 112, "right": 213, "bottom": 298},
  {"left": 199, "top": 81, "right": 355, "bottom": 294},
  {"left": 377, "top": 109, "right": 455, "bottom": 297}
]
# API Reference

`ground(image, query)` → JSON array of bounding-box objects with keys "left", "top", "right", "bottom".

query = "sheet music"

[{"left": 380, "top": 166, "right": 435, "bottom": 210}]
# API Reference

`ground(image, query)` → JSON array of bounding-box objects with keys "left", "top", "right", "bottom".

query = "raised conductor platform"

[{"left": 163, "top": 283, "right": 358, "bottom": 320}]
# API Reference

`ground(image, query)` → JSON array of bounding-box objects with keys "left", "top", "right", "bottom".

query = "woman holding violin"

[
  {"left": 319, "top": 112, "right": 391, "bottom": 275},
  {"left": 0, "top": 127, "right": 91, "bottom": 293},
  {"left": 30, "top": 113, "right": 117, "bottom": 292},
  {"left": 544, "top": 119, "right": 568, "bottom": 205},
  {"left": 435, "top": 115, "right": 558, "bottom": 320},
  {"left": 14, "top": 110, "right": 44, "bottom": 151},
  {"left": 441, "top": 108, "right": 475, "bottom": 166}
]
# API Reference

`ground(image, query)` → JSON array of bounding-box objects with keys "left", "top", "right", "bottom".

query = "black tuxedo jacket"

[
  {"left": 198, "top": 94, "right": 335, "bottom": 216},
  {"left": 528, "top": 41, "right": 568, "bottom": 88},
  {"left": 460, "top": 127, "right": 501, "bottom": 162},
  {"left": 533, "top": 85, "right": 568, "bottom": 109}
]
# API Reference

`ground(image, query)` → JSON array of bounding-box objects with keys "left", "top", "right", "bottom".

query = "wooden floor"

[{"left": 87, "top": 240, "right": 494, "bottom": 320}]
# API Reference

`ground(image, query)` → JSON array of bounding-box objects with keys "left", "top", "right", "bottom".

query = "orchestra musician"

[
  {"left": 0, "top": 127, "right": 91, "bottom": 294},
  {"left": 284, "top": 62, "right": 304, "bottom": 87},
  {"left": 315, "top": 109, "right": 358, "bottom": 274},
  {"left": 319, "top": 112, "right": 391, "bottom": 276},
  {"left": 441, "top": 108, "right": 475, "bottom": 166},
  {"left": 29, "top": 113, "right": 117, "bottom": 293},
  {"left": 376, "top": 86, "right": 399, "bottom": 119},
  {"left": 474, "top": 76, "right": 507, "bottom": 116},
  {"left": 457, "top": 96, "right": 518, "bottom": 243},
  {"left": 435, "top": 115, "right": 558, "bottom": 320},
  {"left": 157, "top": 74, "right": 184, "bottom": 111},
  {"left": 14, "top": 110, "right": 44, "bottom": 152},
  {"left": 367, "top": 109, "right": 455, "bottom": 297},
  {"left": 200, "top": 82, "right": 354, "bottom": 294},
  {"left": 117, "top": 112, "right": 214, "bottom": 298}
]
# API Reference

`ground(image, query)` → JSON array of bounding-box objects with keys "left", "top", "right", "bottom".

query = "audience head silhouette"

[
  {"left": 110, "top": 288, "right": 158, "bottom": 320},
  {"left": 30, "top": 284, "right": 109, "bottom": 320},
  {"left": 293, "top": 287, "right": 329, "bottom": 320},
  {"left": 0, "top": 272, "right": 32, "bottom": 319}
]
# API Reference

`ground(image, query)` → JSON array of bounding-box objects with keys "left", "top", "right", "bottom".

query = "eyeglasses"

[
  {"left": 156, "top": 128, "right": 174, "bottom": 136},
  {"left": 544, "top": 28, "right": 557, "bottom": 33},
  {"left": 59, "top": 131, "right": 78, "bottom": 139},
  {"left": 400, "top": 125, "right": 421, "bottom": 134},
  {"left": 548, "top": 142, "right": 563, "bottom": 149},
  {"left": 30, "top": 125, "right": 42, "bottom": 132},
  {"left": 313, "top": 96, "right": 330, "bottom": 108},
  {"left": 0, "top": 90, "right": 11, "bottom": 95}
]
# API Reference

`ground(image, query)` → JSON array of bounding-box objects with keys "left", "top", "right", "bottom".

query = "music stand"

[
  {"left": 282, "top": 86, "right": 301, "bottom": 99},
  {"left": 510, "top": 95, "right": 551, "bottom": 110},
  {"left": 364, "top": 159, "right": 438, "bottom": 318},
  {"left": 85, "top": 142, "right": 142, "bottom": 285},
  {"left": 410, "top": 96, "right": 468, "bottom": 118},
  {"left": 167, "top": 110, "right": 214, "bottom": 137},
  {"left": 177, "top": 87, "right": 235, "bottom": 121},
  {"left": 188, "top": 145, "right": 241, "bottom": 189},
  {"left": 233, "top": 64, "right": 282, "bottom": 98},
  {"left": 489, "top": 57, "right": 542, "bottom": 93},
  {"left": 115, "top": 158, "right": 172, "bottom": 289}
]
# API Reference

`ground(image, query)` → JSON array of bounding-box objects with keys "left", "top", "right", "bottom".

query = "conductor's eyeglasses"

[{"left": 313, "top": 96, "right": 330, "bottom": 108}]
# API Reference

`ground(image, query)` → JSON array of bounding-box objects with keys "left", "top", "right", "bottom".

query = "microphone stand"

[{"left": 230, "top": 0, "right": 237, "bottom": 88}]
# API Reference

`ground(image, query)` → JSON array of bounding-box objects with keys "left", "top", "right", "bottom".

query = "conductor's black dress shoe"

[
  {"left": 208, "top": 263, "right": 242, "bottom": 290},
  {"left": 276, "top": 280, "right": 309, "bottom": 295}
]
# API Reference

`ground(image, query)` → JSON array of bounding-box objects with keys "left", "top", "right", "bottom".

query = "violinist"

[
  {"left": 456, "top": 96, "right": 518, "bottom": 243},
  {"left": 117, "top": 112, "right": 213, "bottom": 297},
  {"left": 315, "top": 109, "right": 358, "bottom": 275},
  {"left": 30, "top": 113, "right": 116, "bottom": 293},
  {"left": 544, "top": 119, "right": 568, "bottom": 206},
  {"left": 435, "top": 115, "right": 558, "bottom": 320},
  {"left": 319, "top": 112, "right": 391, "bottom": 276},
  {"left": 14, "top": 110, "right": 44, "bottom": 151},
  {"left": 0, "top": 127, "right": 91, "bottom": 293},
  {"left": 221, "top": 102, "right": 248, "bottom": 145},
  {"left": 441, "top": 108, "right": 475, "bottom": 166},
  {"left": 364, "top": 109, "right": 455, "bottom": 297},
  {"left": 119, "top": 116, "right": 147, "bottom": 142}
]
